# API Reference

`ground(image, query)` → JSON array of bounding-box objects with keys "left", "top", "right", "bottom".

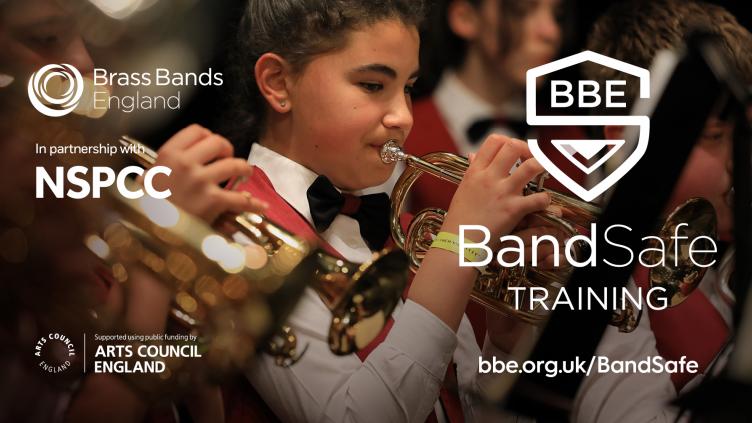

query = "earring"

[{"left": 279, "top": 100, "right": 287, "bottom": 108}]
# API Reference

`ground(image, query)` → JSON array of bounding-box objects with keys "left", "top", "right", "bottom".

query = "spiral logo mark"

[{"left": 27, "top": 64, "right": 84, "bottom": 117}]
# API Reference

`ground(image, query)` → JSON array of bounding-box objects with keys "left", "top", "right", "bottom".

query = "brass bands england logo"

[{"left": 27, "top": 64, "right": 84, "bottom": 117}]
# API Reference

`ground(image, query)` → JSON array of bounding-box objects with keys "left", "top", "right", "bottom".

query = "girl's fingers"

[
  {"left": 203, "top": 158, "right": 254, "bottom": 184},
  {"left": 524, "top": 243, "right": 556, "bottom": 263},
  {"left": 471, "top": 134, "right": 508, "bottom": 169},
  {"left": 517, "top": 218, "right": 570, "bottom": 236},
  {"left": 514, "top": 192, "right": 552, "bottom": 219},
  {"left": 517, "top": 213, "right": 557, "bottom": 229},
  {"left": 515, "top": 226, "right": 559, "bottom": 241},
  {"left": 186, "top": 134, "right": 234, "bottom": 164},
  {"left": 540, "top": 253, "right": 566, "bottom": 269},
  {"left": 159, "top": 124, "right": 211, "bottom": 154},
  {"left": 490, "top": 140, "right": 527, "bottom": 179},
  {"left": 514, "top": 215, "right": 532, "bottom": 231},
  {"left": 512, "top": 137, "right": 534, "bottom": 161},
  {"left": 507, "top": 158, "right": 545, "bottom": 193},
  {"left": 215, "top": 190, "right": 269, "bottom": 215},
  {"left": 510, "top": 224, "right": 568, "bottom": 268}
]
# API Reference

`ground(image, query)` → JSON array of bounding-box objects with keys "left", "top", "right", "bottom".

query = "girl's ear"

[
  {"left": 255, "top": 52, "right": 293, "bottom": 113},
  {"left": 447, "top": 0, "right": 481, "bottom": 41}
]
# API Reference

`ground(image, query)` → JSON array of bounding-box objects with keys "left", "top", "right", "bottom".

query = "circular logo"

[
  {"left": 27, "top": 64, "right": 84, "bottom": 117},
  {"left": 34, "top": 332, "right": 76, "bottom": 373}
]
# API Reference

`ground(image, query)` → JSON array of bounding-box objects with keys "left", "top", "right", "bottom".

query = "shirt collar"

[
  {"left": 247, "top": 143, "right": 319, "bottom": 225},
  {"left": 433, "top": 71, "right": 527, "bottom": 147},
  {"left": 434, "top": 71, "right": 494, "bottom": 147}
]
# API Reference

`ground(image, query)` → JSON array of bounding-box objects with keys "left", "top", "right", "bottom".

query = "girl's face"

[
  {"left": 474, "top": 0, "right": 562, "bottom": 90},
  {"left": 667, "top": 118, "right": 734, "bottom": 241},
  {"left": 0, "top": 0, "right": 94, "bottom": 77},
  {"left": 285, "top": 19, "right": 419, "bottom": 190}
]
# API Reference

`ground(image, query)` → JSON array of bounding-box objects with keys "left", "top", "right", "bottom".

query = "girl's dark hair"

[
  {"left": 415, "top": 0, "right": 574, "bottom": 97},
  {"left": 224, "top": 0, "right": 426, "bottom": 155},
  {"left": 584, "top": 0, "right": 752, "bottom": 117}
]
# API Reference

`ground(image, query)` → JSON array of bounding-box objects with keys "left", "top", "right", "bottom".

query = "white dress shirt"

[{"left": 245, "top": 143, "right": 483, "bottom": 423}]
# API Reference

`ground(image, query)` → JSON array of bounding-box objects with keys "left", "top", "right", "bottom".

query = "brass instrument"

[
  {"left": 88, "top": 179, "right": 309, "bottom": 379},
  {"left": 646, "top": 198, "right": 717, "bottom": 306},
  {"left": 267, "top": 247, "right": 409, "bottom": 365},
  {"left": 381, "top": 141, "right": 717, "bottom": 331},
  {"left": 120, "top": 136, "right": 408, "bottom": 363}
]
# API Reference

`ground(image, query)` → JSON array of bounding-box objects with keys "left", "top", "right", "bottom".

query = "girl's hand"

[
  {"left": 150, "top": 124, "right": 268, "bottom": 224},
  {"left": 503, "top": 213, "right": 570, "bottom": 270},
  {"left": 442, "top": 134, "right": 550, "bottom": 239}
]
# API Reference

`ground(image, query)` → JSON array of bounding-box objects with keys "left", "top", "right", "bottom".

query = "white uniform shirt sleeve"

[{"left": 247, "top": 291, "right": 459, "bottom": 423}]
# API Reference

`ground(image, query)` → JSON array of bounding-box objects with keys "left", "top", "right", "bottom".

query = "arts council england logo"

[
  {"left": 526, "top": 51, "right": 651, "bottom": 202},
  {"left": 35, "top": 332, "right": 76, "bottom": 373},
  {"left": 28, "top": 64, "right": 84, "bottom": 117}
]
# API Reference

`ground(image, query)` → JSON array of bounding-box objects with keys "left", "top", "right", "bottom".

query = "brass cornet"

[
  {"left": 381, "top": 141, "right": 717, "bottom": 332},
  {"left": 120, "top": 136, "right": 408, "bottom": 362},
  {"left": 88, "top": 178, "right": 308, "bottom": 381}
]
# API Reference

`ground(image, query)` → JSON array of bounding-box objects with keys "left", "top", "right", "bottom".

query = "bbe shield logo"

[
  {"left": 28, "top": 64, "right": 84, "bottom": 117},
  {"left": 527, "top": 51, "right": 651, "bottom": 201}
]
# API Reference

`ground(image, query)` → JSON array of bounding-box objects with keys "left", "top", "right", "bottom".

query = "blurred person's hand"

[{"left": 149, "top": 124, "right": 268, "bottom": 224}]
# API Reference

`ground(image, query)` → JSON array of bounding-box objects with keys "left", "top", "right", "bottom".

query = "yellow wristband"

[{"left": 430, "top": 231, "right": 488, "bottom": 264}]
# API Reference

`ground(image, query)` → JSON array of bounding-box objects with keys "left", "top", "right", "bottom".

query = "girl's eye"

[
  {"left": 28, "top": 34, "right": 60, "bottom": 48},
  {"left": 404, "top": 85, "right": 415, "bottom": 95},
  {"left": 359, "top": 82, "right": 383, "bottom": 93},
  {"left": 703, "top": 131, "right": 724, "bottom": 143}
]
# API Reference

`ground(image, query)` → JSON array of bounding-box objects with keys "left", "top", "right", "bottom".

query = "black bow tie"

[
  {"left": 306, "top": 175, "right": 391, "bottom": 250},
  {"left": 467, "top": 117, "right": 530, "bottom": 144}
]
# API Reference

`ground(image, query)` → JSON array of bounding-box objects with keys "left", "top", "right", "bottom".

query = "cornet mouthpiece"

[{"left": 380, "top": 140, "right": 406, "bottom": 164}]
